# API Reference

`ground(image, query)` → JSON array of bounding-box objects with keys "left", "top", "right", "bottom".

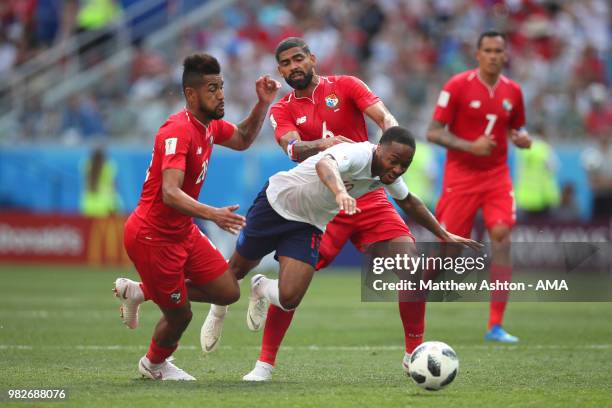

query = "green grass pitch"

[{"left": 1, "top": 265, "right": 611, "bottom": 407}]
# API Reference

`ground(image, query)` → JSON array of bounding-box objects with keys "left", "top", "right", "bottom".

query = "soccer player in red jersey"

[
  {"left": 427, "top": 31, "right": 532, "bottom": 343},
  {"left": 113, "top": 53, "right": 280, "bottom": 380},
  {"left": 201, "top": 37, "right": 427, "bottom": 380}
]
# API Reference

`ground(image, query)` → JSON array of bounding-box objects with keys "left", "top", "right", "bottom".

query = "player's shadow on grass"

[
  {"left": 128, "top": 378, "right": 200, "bottom": 388},
  {"left": 126, "top": 377, "right": 301, "bottom": 389},
  {"left": 201, "top": 379, "right": 301, "bottom": 388},
  {"left": 405, "top": 389, "right": 448, "bottom": 398}
]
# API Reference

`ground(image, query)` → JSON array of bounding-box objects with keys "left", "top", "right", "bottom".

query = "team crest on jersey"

[
  {"left": 502, "top": 99, "right": 513, "bottom": 112},
  {"left": 325, "top": 93, "right": 339, "bottom": 109},
  {"left": 170, "top": 292, "right": 181, "bottom": 303},
  {"left": 296, "top": 115, "right": 307, "bottom": 125}
]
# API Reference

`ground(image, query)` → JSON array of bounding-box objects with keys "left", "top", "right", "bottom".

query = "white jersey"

[{"left": 266, "top": 142, "right": 409, "bottom": 231}]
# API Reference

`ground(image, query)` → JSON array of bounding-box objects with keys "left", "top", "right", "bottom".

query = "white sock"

[
  {"left": 256, "top": 278, "right": 295, "bottom": 312},
  {"left": 256, "top": 278, "right": 285, "bottom": 310},
  {"left": 210, "top": 279, "right": 241, "bottom": 317},
  {"left": 210, "top": 304, "right": 228, "bottom": 318}
]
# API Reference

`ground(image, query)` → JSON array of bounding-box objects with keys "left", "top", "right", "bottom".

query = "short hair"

[
  {"left": 182, "top": 53, "right": 221, "bottom": 91},
  {"left": 379, "top": 126, "right": 416, "bottom": 149},
  {"left": 275, "top": 37, "right": 310, "bottom": 62},
  {"left": 477, "top": 30, "right": 506, "bottom": 49}
]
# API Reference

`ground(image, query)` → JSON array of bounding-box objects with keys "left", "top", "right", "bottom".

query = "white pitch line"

[{"left": 0, "top": 344, "right": 610, "bottom": 351}]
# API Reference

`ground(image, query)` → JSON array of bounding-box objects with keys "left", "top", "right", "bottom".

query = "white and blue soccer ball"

[{"left": 408, "top": 341, "right": 459, "bottom": 391}]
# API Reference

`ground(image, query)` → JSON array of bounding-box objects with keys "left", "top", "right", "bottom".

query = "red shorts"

[
  {"left": 123, "top": 214, "right": 228, "bottom": 309},
  {"left": 436, "top": 169, "right": 515, "bottom": 238},
  {"left": 317, "top": 189, "right": 413, "bottom": 270}
]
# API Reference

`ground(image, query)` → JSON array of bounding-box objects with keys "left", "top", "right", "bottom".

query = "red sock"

[
  {"left": 139, "top": 283, "right": 150, "bottom": 301},
  {"left": 488, "top": 264, "right": 512, "bottom": 329},
  {"left": 259, "top": 305, "right": 295, "bottom": 366},
  {"left": 146, "top": 338, "right": 177, "bottom": 364},
  {"left": 398, "top": 299, "right": 426, "bottom": 353}
]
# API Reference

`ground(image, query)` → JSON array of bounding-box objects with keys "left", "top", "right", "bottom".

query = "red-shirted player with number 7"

[{"left": 427, "top": 31, "right": 532, "bottom": 343}]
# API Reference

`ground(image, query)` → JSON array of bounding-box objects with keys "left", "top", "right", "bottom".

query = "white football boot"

[
  {"left": 138, "top": 356, "right": 196, "bottom": 381},
  {"left": 200, "top": 305, "right": 228, "bottom": 354},
  {"left": 113, "top": 278, "right": 144, "bottom": 329},
  {"left": 402, "top": 352, "right": 411, "bottom": 375},
  {"left": 246, "top": 274, "right": 269, "bottom": 331},
  {"left": 242, "top": 360, "right": 274, "bottom": 381}
]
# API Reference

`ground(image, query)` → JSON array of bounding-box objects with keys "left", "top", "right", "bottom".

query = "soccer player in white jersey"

[{"left": 231, "top": 126, "right": 481, "bottom": 381}]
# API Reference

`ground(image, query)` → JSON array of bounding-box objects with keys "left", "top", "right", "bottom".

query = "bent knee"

[
  {"left": 279, "top": 294, "right": 301, "bottom": 311},
  {"left": 216, "top": 287, "right": 240, "bottom": 306},
  {"left": 489, "top": 225, "right": 512, "bottom": 242},
  {"left": 167, "top": 308, "right": 193, "bottom": 328},
  {"left": 228, "top": 262, "right": 252, "bottom": 281}
]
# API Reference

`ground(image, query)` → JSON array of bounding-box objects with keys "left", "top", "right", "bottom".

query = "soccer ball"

[{"left": 408, "top": 341, "right": 459, "bottom": 391}]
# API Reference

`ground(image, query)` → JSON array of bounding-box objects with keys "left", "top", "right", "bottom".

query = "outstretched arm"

[
  {"left": 363, "top": 101, "right": 398, "bottom": 131},
  {"left": 277, "top": 132, "right": 354, "bottom": 162},
  {"left": 162, "top": 168, "right": 246, "bottom": 234},
  {"left": 220, "top": 75, "right": 281, "bottom": 151},
  {"left": 315, "top": 155, "right": 360, "bottom": 215},
  {"left": 394, "top": 193, "right": 482, "bottom": 249}
]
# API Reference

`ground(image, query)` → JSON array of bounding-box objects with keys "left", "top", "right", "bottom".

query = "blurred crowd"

[{"left": 1, "top": 0, "right": 609, "bottom": 144}]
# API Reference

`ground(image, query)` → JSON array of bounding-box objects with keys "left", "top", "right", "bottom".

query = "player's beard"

[
  {"left": 285, "top": 69, "right": 314, "bottom": 90},
  {"left": 199, "top": 100, "right": 224, "bottom": 120}
]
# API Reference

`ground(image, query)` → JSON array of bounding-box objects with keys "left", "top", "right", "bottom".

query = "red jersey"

[
  {"left": 269, "top": 75, "right": 380, "bottom": 143},
  {"left": 433, "top": 69, "right": 526, "bottom": 175},
  {"left": 269, "top": 75, "right": 390, "bottom": 206},
  {"left": 133, "top": 109, "right": 235, "bottom": 239}
]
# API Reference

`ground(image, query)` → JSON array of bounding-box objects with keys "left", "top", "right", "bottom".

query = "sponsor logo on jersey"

[
  {"left": 170, "top": 292, "right": 181, "bottom": 303},
  {"left": 502, "top": 99, "right": 513, "bottom": 111},
  {"left": 469, "top": 100, "right": 481, "bottom": 109},
  {"left": 325, "top": 93, "right": 339, "bottom": 109},
  {"left": 296, "top": 115, "right": 307, "bottom": 125}
]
